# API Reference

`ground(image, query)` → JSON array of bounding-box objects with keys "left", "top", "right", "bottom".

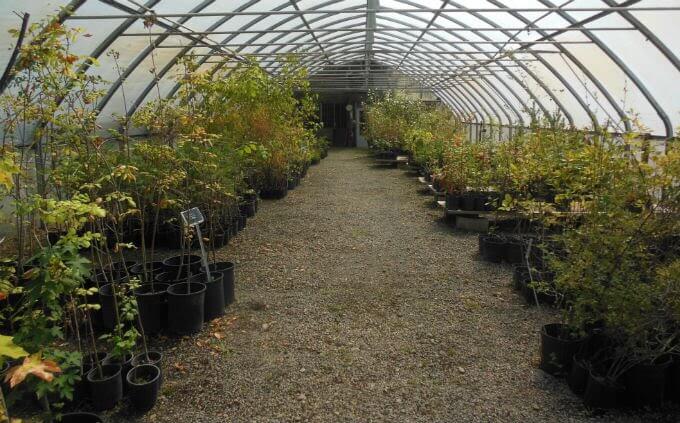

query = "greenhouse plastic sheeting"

[{"left": 0, "top": 0, "right": 678, "bottom": 136}]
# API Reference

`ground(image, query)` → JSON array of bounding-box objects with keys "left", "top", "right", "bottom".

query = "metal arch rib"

[
  {"left": 405, "top": 0, "right": 573, "bottom": 127},
  {"left": 488, "top": 0, "right": 628, "bottom": 133},
  {"left": 539, "top": 0, "right": 672, "bottom": 137},
  {"left": 94, "top": 0, "right": 219, "bottom": 116},
  {"left": 126, "top": 0, "right": 269, "bottom": 117},
  {"left": 162, "top": 0, "right": 352, "bottom": 103}
]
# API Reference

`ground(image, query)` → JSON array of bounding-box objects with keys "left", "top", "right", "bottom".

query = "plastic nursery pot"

[
  {"left": 669, "top": 360, "right": 680, "bottom": 403},
  {"left": 134, "top": 283, "right": 170, "bottom": 334},
  {"left": 567, "top": 356, "right": 589, "bottom": 396},
  {"left": 131, "top": 350, "right": 163, "bottom": 384},
  {"left": 461, "top": 194, "right": 476, "bottom": 211},
  {"left": 512, "top": 265, "right": 531, "bottom": 291},
  {"left": 238, "top": 213, "right": 247, "bottom": 231},
  {"left": 481, "top": 235, "right": 506, "bottom": 264},
  {"left": 130, "top": 261, "right": 165, "bottom": 278},
  {"left": 259, "top": 186, "right": 288, "bottom": 199},
  {"left": 583, "top": 371, "right": 623, "bottom": 410},
  {"left": 126, "top": 364, "right": 161, "bottom": 413},
  {"left": 103, "top": 353, "right": 133, "bottom": 392},
  {"left": 445, "top": 193, "right": 461, "bottom": 211},
  {"left": 196, "top": 272, "right": 225, "bottom": 321},
  {"left": 167, "top": 282, "right": 207, "bottom": 335},
  {"left": 107, "top": 260, "right": 138, "bottom": 280},
  {"left": 624, "top": 357, "right": 673, "bottom": 408},
  {"left": 87, "top": 364, "right": 123, "bottom": 411},
  {"left": 504, "top": 238, "right": 526, "bottom": 265},
  {"left": 58, "top": 412, "right": 103, "bottom": 423},
  {"left": 98, "top": 283, "right": 118, "bottom": 330},
  {"left": 287, "top": 177, "right": 298, "bottom": 190},
  {"left": 539, "top": 323, "right": 587, "bottom": 376},
  {"left": 162, "top": 254, "right": 202, "bottom": 275},
  {"left": 155, "top": 271, "right": 189, "bottom": 285},
  {"left": 473, "top": 194, "right": 487, "bottom": 211},
  {"left": 201, "top": 262, "right": 235, "bottom": 306}
]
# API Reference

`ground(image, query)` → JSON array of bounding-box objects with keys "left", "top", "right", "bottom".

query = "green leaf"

[{"left": 0, "top": 335, "right": 28, "bottom": 359}]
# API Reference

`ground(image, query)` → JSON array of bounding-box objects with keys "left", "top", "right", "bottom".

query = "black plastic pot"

[
  {"left": 201, "top": 262, "right": 235, "bottom": 306},
  {"left": 583, "top": 372, "right": 623, "bottom": 410},
  {"left": 540, "top": 323, "right": 586, "bottom": 376},
  {"left": 107, "top": 261, "right": 137, "bottom": 280},
  {"left": 445, "top": 193, "right": 460, "bottom": 211},
  {"left": 240, "top": 201, "right": 256, "bottom": 218},
  {"left": 238, "top": 213, "right": 247, "bottom": 231},
  {"left": 481, "top": 236, "right": 506, "bottom": 263},
  {"left": 102, "top": 353, "right": 133, "bottom": 393},
  {"left": 567, "top": 356, "right": 589, "bottom": 396},
  {"left": 130, "top": 261, "right": 165, "bottom": 280},
  {"left": 59, "top": 412, "right": 103, "bottom": 423},
  {"left": 198, "top": 272, "right": 225, "bottom": 321},
  {"left": 669, "top": 359, "right": 680, "bottom": 403},
  {"left": 625, "top": 357, "right": 672, "bottom": 408},
  {"left": 473, "top": 194, "right": 487, "bottom": 211},
  {"left": 131, "top": 351, "right": 163, "bottom": 384},
  {"left": 155, "top": 271, "right": 189, "bottom": 285},
  {"left": 461, "top": 194, "right": 476, "bottom": 211},
  {"left": 512, "top": 265, "right": 531, "bottom": 291},
  {"left": 134, "top": 283, "right": 170, "bottom": 334},
  {"left": 126, "top": 364, "right": 161, "bottom": 413},
  {"left": 162, "top": 254, "right": 202, "bottom": 275},
  {"left": 260, "top": 187, "right": 288, "bottom": 199},
  {"left": 287, "top": 177, "right": 298, "bottom": 190},
  {"left": 505, "top": 238, "right": 526, "bottom": 265},
  {"left": 99, "top": 283, "right": 117, "bottom": 330},
  {"left": 87, "top": 364, "right": 123, "bottom": 411},
  {"left": 167, "top": 282, "right": 207, "bottom": 335}
]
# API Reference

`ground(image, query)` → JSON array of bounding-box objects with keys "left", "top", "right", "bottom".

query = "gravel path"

[{"left": 127, "top": 148, "right": 678, "bottom": 423}]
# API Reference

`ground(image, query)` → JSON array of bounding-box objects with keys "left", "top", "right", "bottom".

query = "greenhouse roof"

[{"left": 1, "top": 0, "right": 679, "bottom": 136}]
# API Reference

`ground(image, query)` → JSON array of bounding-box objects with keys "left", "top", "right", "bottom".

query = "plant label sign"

[
  {"left": 180, "top": 207, "right": 212, "bottom": 282},
  {"left": 181, "top": 207, "right": 204, "bottom": 227}
]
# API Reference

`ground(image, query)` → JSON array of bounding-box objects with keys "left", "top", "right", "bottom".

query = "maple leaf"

[{"left": 5, "top": 353, "right": 61, "bottom": 388}]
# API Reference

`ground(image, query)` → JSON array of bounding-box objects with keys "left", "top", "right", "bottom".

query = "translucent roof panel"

[{"left": 0, "top": 0, "right": 677, "bottom": 136}]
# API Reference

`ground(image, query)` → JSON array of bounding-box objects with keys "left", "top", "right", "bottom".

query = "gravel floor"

[{"left": 121, "top": 148, "right": 679, "bottom": 423}]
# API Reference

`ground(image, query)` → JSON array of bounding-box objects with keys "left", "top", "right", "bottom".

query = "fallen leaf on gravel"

[
  {"left": 214, "top": 332, "right": 223, "bottom": 339},
  {"left": 458, "top": 367, "right": 465, "bottom": 374},
  {"left": 173, "top": 363, "right": 186, "bottom": 372}
]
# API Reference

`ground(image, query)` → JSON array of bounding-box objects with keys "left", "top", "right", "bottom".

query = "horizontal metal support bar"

[
  {"left": 157, "top": 41, "right": 590, "bottom": 48},
  {"left": 187, "top": 49, "right": 557, "bottom": 56},
  {"left": 121, "top": 26, "right": 636, "bottom": 36},
  {"left": 69, "top": 7, "right": 680, "bottom": 19}
]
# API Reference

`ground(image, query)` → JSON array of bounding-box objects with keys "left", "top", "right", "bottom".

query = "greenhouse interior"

[{"left": 0, "top": 0, "right": 679, "bottom": 422}]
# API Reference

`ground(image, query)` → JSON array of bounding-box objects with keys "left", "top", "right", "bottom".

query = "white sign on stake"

[{"left": 180, "top": 207, "right": 211, "bottom": 282}]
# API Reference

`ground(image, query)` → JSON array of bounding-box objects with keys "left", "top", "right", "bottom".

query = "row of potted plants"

[
  {"left": 364, "top": 93, "right": 680, "bottom": 412},
  {"left": 0, "top": 16, "right": 328, "bottom": 421}
]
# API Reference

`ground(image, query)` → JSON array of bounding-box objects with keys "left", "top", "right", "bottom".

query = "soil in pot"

[
  {"left": 126, "top": 364, "right": 161, "bottom": 413},
  {"left": 625, "top": 357, "right": 672, "bottom": 408},
  {"left": 134, "top": 283, "right": 170, "bottom": 334},
  {"left": 196, "top": 272, "right": 225, "bottom": 321},
  {"left": 583, "top": 371, "right": 623, "bottom": 410},
  {"left": 567, "top": 356, "right": 589, "bottom": 396},
  {"left": 162, "top": 254, "right": 202, "bottom": 275},
  {"left": 87, "top": 364, "right": 123, "bottom": 411},
  {"left": 539, "top": 323, "right": 587, "bottom": 376},
  {"left": 202, "top": 262, "right": 235, "bottom": 306},
  {"left": 58, "top": 412, "right": 103, "bottom": 423},
  {"left": 167, "top": 282, "right": 207, "bottom": 335}
]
